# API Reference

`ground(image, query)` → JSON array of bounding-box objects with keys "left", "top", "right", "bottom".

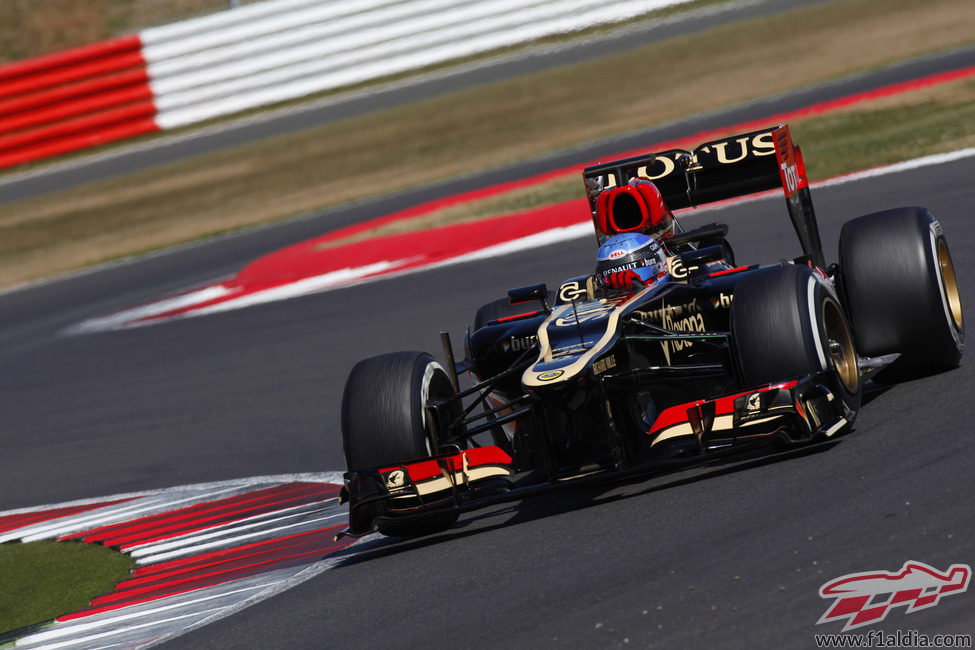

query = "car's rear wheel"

[
  {"left": 839, "top": 207, "right": 963, "bottom": 375},
  {"left": 731, "top": 264, "right": 861, "bottom": 434},
  {"left": 341, "top": 351, "right": 460, "bottom": 536}
]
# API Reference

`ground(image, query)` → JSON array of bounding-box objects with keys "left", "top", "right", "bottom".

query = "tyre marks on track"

[{"left": 2, "top": 474, "right": 366, "bottom": 649}]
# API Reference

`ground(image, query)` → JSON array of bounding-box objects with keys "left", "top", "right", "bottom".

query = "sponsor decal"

[
  {"left": 660, "top": 312, "right": 706, "bottom": 365},
  {"left": 601, "top": 260, "right": 652, "bottom": 276},
  {"left": 781, "top": 160, "right": 800, "bottom": 194},
  {"left": 606, "top": 132, "right": 778, "bottom": 183},
  {"left": 537, "top": 370, "right": 564, "bottom": 381},
  {"left": 385, "top": 469, "right": 407, "bottom": 491},
  {"left": 592, "top": 355, "right": 617, "bottom": 375},
  {"left": 710, "top": 292, "right": 734, "bottom": 309},
  {"left": 744, "top": 392, "right": 762, "bottom": 412},
  {"left": 501, "top": 335, "right": 537, "bottom": 353},
  {"left": 699, "top": 132, "right": 777, "bottom": 165},
  {"left": 817, "top": 561, "right": 971, "bottom": 631},
  {"left": 634, "top": 299, "right": 701, "bottom": 324}
]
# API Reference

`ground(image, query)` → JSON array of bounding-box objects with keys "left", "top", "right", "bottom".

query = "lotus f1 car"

[{"left": 338, "top": 125, "right": 964, "bottom": 537}]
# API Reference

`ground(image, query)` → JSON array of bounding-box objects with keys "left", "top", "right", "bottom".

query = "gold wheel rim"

[
  {"left": 938, "top": 240, "right": 963, "bottom": 331},
  {"left": 823, "top": 299, "right": 859, "bottom": 394}
]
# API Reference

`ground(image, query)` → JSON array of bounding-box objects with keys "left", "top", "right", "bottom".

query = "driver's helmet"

[{"left": 595, "top": 232, "right": 668, "bottom": 286}]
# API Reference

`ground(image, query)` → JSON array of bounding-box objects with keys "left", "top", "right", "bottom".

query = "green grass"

[
  {"left": 798, "top": 84, "right": 975, "bottom": 178},
  {"left": 0, "top": 541, "right": 133, "bottom": 635}
]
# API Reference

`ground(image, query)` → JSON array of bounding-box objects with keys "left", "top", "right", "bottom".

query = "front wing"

[{"left": 339, "top": 372, "right": 853, "bottom": 537}]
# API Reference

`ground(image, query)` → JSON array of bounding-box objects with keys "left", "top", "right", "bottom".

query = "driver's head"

[
  {"left": 595, "top": 232, "right": 667, "bottom": 286},
  {"left": 596, "top": 178, "right": 674, "bottom": 240}
]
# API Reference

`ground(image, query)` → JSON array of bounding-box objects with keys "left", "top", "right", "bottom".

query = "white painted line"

[
  {"left": 11, "top": 483, "right": 254, "bottom": 543},
  {"left": 18, "top": 609, "right": 222, "bottom": 650},
  {"left": 163, "top": 551, "right": 369, "bottom": 648},
  {"left": 149, "top": 0, "right": 695, "bottom": 129},
  {"left": 59, "top": 147, "right": 975, "bottom": 335},
  {"left": 188, "top": 259, "right": 417, "bottom": 316},
  {"left": 62, "top": 285, "right": 236, "bottom": 335},
  {"left": 0, "top": 473, "right": 344, "bottom": 538},
  {"left": 123, "top": 501, "right": 334, "bottom": 554},
  {"left": 133, "top": 511, "right": 347, "bottom": 564},
  {"left": 814, "top": 147, "right": 975, "bottom": 187},
  {"left": 17, "top": 584, "right": 270, "bottom": 645},
  {"left": 65, "top": 260, "right": 412, "bottom": 334}
]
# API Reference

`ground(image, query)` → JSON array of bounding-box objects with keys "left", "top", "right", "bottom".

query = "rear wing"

[{"left": 582, "top": 124, "right": 825, "bottom": 268}]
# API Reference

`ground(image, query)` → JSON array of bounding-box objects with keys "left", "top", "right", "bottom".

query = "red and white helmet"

[{"left": 595, "top": 179, "right": 674, "bottom": 240}]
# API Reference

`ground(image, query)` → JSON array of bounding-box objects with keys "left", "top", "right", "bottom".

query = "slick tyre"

[
  {"left": 839, "top": 207, "right": 963, "bottom": 375},
  {"left": 341, "top": 351, "right": 459, "bottom": 536},
  {"left": 731, "top": 264, "right": 861, "bottom": 430}
]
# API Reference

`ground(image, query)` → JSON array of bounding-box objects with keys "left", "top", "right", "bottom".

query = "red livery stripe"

[
  {"left": 62, "top": 482, "right": 337, "bottom": 544},
  {"left": 59, "top": 523, "right": 355, "bottom": 622},
  {"left": 650, "top": 382, "right": 799, "bottom": 436},
  {"left": 381, "top": 446, "right": 513, "bottom": 483}
]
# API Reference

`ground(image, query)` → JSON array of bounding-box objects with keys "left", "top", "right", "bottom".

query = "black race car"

[{"left": 338, "top": 125, "right": 964, "bottom": 537}]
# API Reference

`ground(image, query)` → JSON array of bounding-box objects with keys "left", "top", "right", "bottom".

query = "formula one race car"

[{"left": 338, "top": 125, "right": 964, "bottom": 537}]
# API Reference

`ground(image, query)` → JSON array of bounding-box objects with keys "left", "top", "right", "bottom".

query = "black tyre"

[
  {"left": 731, "top": 264, "right": 861, "bottom": 428},
  {"left": 839, "top": 207, "right": 963, "bottom": 374},
  {"left": 341, "top": 351, "right": 459, "bottom": 536}
]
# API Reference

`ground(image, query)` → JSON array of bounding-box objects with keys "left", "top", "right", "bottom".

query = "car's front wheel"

[
  {"left": 341, "top": 351, "right": 460, "bottom": 536},
  {"left": 731, "top": 264, "right": 861, "bottom": 435}
]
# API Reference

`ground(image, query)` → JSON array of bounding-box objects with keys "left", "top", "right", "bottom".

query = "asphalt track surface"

[{"left": 2, "top": 12, "right": 975, "bottom": 650}]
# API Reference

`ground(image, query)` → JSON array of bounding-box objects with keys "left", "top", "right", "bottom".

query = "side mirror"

[
  {"left": 678, "top": 243, "right": 733, "bottom": 271},
  {"left": 507, "top": 284, "right": 550, "bottom": 312}
]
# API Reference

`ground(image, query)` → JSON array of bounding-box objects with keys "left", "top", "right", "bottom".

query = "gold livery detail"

[
  {"left": 597, "top": 131, "right": 778, "bottom": 186},
  {"left": 660, "top": 311, "right": 707, "bottom": 366},
  {"left": 592, "top": 355, "right": 617, "bottom": 375}
]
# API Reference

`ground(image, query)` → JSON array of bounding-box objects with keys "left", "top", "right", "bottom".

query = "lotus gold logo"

[
  {"left": 385, "top": 470, "right": 407, "bottom": 491},
  {"left": 608, "top": 132, "right": 777, "bottom": 183},
  {"left": 745, "top": 392, "right": 762, "bottom": 412}
]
